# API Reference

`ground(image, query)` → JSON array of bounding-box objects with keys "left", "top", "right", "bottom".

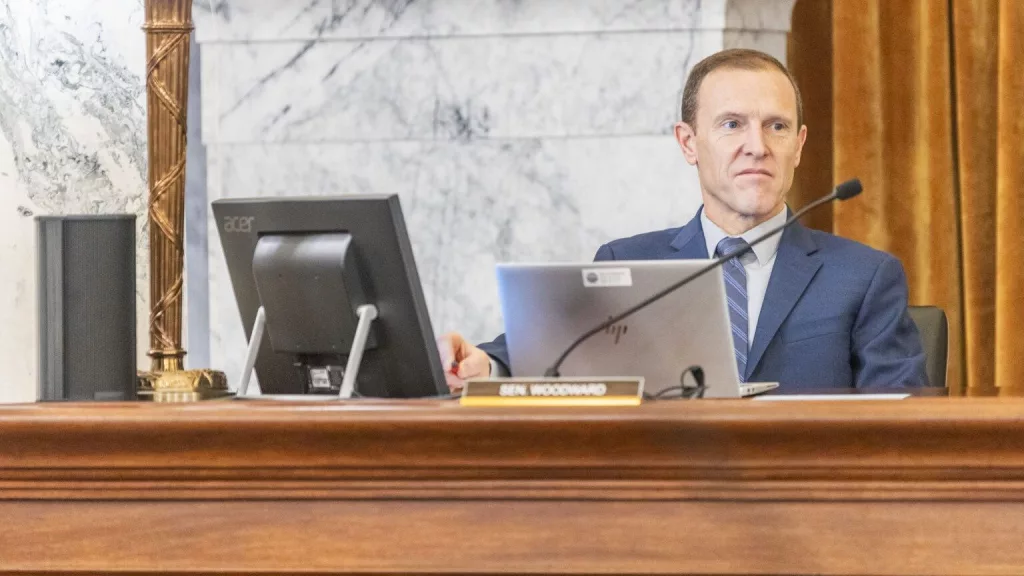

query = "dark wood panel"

[
  {"left": 3, "top": 500, "right": 1024, "bottom": 575},
  {"left": 3, "top": 399, "right": 1024, "bottom": 574},
  {"left": 3, "top": 399, "right": 1024, "bottom": 500}
]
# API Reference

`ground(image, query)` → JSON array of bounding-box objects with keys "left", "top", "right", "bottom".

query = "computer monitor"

[{"left": 212, "top": 195, "right": 447, "bottom": 397}]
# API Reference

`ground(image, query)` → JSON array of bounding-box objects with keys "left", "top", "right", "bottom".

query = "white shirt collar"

[{"left": 701, "top": 205, "right": 788, "bottom": 266}]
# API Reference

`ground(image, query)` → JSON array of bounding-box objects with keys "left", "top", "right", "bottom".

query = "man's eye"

[
  {"left": 724, "top": 120, "right": 739, "bottom": 129},
  {"left": 772, "top": 122, "right": 787, "bottom": 131}
]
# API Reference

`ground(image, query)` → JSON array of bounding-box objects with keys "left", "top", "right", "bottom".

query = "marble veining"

[
  {"left": 0, "top": 0, "right": 147, "bottom": 212},
  {"left": 194, "top": 0, "right": 712, "bottom": 43},
  {"left": 193, "top": 0, "right": 797, "bottom": 388},
  {"left": 722, "top": 0, "right": 796, "bottom": 32},
  {"left": 0, "top": 0, "right": 150, "bottom": 400},
  {"left": 0, "top": 0, "right": 798, "bottom": 399},
  {"left": 202, "top": 31, "right": 722, "bottom": 144},
  {"left": 205, "top": 137, "right": 702, "bottom": 384},
  {"left": 723, "top": 29, "right": 788, "bottom": 58},
  {"left": 0, "top": 185, "right": 41, "bottom": 402}
]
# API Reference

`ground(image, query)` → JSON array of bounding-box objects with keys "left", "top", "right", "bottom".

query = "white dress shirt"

[
  {"left": 699, "top": 207, "right": 787, "bottom": 351},
  {"left": 488, "top": 206, "right": 789, "bottom": 376}
]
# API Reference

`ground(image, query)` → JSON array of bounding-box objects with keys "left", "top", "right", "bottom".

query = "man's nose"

[{"left": 743, "top": 126, "right": 768, "bottom": 157}]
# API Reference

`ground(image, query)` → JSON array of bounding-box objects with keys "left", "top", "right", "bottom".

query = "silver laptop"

[{"left": 496, "top": 260, "right": 778, "bottom": 398}]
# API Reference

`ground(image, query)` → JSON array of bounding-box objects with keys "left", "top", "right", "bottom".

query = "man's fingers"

[
  {"left": 438, "top": 333, "right": 491, "bottom": 393},
  {"left": 444, "top": 371, "right": 464, "bottom": 393},
  {"left": 436, "top": 333, "right": 459, "bottom": 367},
  {"left": 456, "top": 352, "right": 491, "bottom": 380},
  {"left": 439, "top": 333, "right": 468, "bottom": 393}
]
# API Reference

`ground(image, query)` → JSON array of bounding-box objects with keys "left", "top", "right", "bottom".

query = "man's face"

[{"left": 675, "top": 67, "right": 807, "bottom": 228}]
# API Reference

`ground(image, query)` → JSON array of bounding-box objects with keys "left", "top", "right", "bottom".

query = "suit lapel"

[
  {"left": 665, "top": 209, "right": 821, "bottom": 380},
  {"left": 744, "top": 222, "right": 822, "bottom": 380},
  {"left": 668, "top": 209, "right": 710, "bottom": 259}
]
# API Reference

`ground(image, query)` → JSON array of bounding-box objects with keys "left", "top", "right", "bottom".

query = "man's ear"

[
  {"left": 674, "top": 121, "right": 699, "bottom": 166},
  {"left": 793, "top": 124, "right": 808, "bottom": 167}
]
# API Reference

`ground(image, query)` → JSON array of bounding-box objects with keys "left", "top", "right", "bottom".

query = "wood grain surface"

[{"left": 2, "top": 398, "right": 1023, "bottom": 574}]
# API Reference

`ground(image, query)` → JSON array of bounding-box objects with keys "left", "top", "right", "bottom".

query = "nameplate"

[{"left": 459, "top": 377, "right": 644, "bottom": 407}]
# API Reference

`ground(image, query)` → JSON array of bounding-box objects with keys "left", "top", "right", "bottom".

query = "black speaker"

[{"left": 37, "top": 215, "right": 137, "bottom": 401}]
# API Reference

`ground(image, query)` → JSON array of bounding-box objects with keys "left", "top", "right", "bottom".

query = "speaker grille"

[{"left": 38, "top": 216, "right": 136, "bottom": 401}]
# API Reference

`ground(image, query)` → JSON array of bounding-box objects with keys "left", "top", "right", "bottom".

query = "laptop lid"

[{"left": 496, "top": 260, "right": 746, "bottom": 398}]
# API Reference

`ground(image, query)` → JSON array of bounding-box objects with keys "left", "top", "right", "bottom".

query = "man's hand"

[{"left": 436, "top": 332, "right": 492, "bottom": 393}]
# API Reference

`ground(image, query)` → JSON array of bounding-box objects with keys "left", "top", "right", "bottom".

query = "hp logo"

[{"left": 604, "top": 319, "right": 628, "bottom": 344}]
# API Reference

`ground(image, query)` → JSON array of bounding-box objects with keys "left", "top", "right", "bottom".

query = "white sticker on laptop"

[{"left": 582, "top": 267, "right": 633, "bottom": 287}]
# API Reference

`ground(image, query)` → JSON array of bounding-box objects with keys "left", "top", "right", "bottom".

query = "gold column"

[{"left": 139, "top": 0, "right": 229, "bottom": 401}]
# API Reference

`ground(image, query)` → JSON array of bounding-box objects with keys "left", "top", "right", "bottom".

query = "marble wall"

[
  {"left": 193, "top": 0, "right": 797, "bottom": 388},
  {"left": 0, "top": 0, "right": 214, "bottom": 401},
  {"left": 0, "top": 0, "right": 150, "bottom": 401},
  {"left": 0, "top": 0, "right": 798, "bottom": 399}
]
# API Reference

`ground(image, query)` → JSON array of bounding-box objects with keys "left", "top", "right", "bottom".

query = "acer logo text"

[{"left": 223, "top": 216, "right": 255, "bottom": 233}]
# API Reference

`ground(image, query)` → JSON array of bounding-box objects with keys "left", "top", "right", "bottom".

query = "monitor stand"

[{"left": 237, "top": 304, "right": 379, "bottom": 398}]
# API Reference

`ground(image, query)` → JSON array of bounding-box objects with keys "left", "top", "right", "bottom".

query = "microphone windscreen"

[{"left": 835, "top": 178, "right": 863, "bottom": 200}]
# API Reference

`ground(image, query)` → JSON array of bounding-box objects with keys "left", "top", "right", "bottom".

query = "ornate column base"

[{"left": 137, "top": 370, "right": 232, "bottom": 402}]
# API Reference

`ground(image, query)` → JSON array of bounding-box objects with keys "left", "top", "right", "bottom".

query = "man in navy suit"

[{"left": 438, "top": 49, "right": 928, "bottom": 391}]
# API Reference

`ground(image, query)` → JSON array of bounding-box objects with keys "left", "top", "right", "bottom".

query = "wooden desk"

[{"left": 2, "top": 397, "right": 1024, "bottom": 575}]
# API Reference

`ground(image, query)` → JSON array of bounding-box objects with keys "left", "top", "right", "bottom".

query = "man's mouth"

[{"left": 737, "top": 169, "right": 773, "bottom": 177}]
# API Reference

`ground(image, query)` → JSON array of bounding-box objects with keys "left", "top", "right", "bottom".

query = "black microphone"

[{"left": 544, "top": 178, "right": 864, "bottom": 377}]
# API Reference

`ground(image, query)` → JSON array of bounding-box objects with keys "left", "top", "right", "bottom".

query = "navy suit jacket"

[{"left": 480, "top": 209, "right": 929, "bottom": 390}]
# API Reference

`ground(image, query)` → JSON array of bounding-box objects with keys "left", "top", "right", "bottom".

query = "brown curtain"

[
  {"left": 789, "top": 0, "right": 1024, "bottom": 394},
  {"left": 787, "top": 0, "right": 835, "bottom": 234}
]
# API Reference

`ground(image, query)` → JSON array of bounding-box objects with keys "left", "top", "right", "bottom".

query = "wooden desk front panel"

[{"left": 2, "top": 398, "right": 1023, "bottom": 575}]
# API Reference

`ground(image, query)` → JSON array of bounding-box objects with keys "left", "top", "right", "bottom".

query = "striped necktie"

[{"left": 715, "top": 237, "right": 750, "bottom": 381}]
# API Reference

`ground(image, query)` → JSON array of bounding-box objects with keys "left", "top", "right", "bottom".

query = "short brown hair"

[{"left": 680, "top": 49, "right": 803, "bottom": 128}]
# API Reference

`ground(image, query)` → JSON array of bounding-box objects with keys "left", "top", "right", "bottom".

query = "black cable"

[{"left": 644, "top": 365, "right": 706, "bottom": 401}]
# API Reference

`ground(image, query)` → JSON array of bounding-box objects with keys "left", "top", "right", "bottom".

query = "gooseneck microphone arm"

[{"left": 543, "top": 178, "right": 864, "bottom": 378}]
